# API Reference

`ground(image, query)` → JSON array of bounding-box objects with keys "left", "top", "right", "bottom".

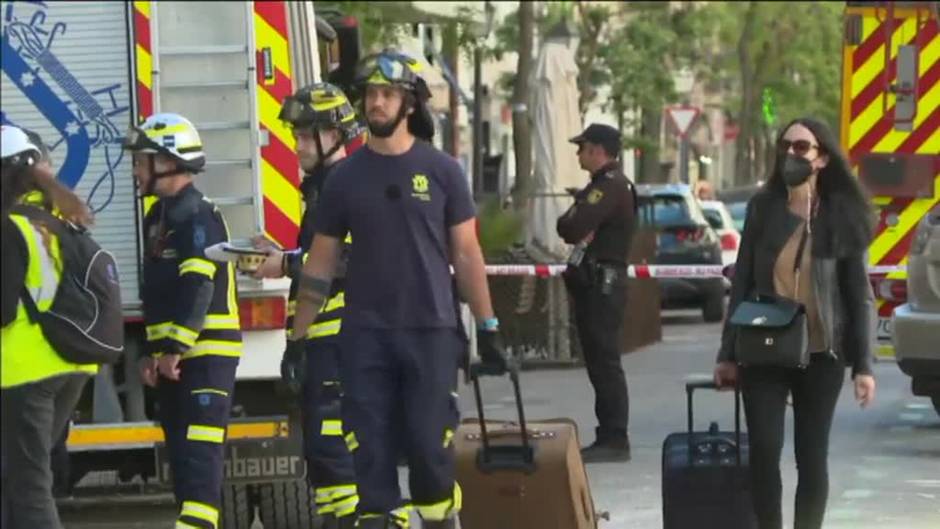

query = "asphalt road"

[{"left": 60, "top": 311, "right": 940, "bottom": 528}]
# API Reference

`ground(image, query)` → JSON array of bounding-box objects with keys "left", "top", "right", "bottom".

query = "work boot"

[
  {"left": 354, "top": 516, "right": 393, "bottom": 529},
  {"left": 580, "top": 437, "right": 631, "bottom": 463},
  {"left": 322, "top": 515, "right": 358, "bottom": 529},
  {"left": 422, "top": 518, "right": 459, "bottom": 529}
]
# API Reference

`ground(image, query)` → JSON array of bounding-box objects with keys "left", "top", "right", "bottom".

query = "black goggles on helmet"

[
  {"left": 277, "top": 97, "right": 343, "bottom": 129},
  {"left": 122, "top": 126, "right": 166, "bottom": 154}
]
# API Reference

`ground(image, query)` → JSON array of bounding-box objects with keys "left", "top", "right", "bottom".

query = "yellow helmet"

[{"left": 278, "top": 82, "right": 361, "bottom": 137}]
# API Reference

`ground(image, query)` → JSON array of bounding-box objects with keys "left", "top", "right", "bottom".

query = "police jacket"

[
  {"left": 285, "top": 164, "right": 349, "bottom": 341},
  {"left": 142, "top": 184, "right": 242, "bottom": 359},
  {"left": 557, "top": 162, "right": 637, "bottom": 265},
  {"left": 717, "top": 188, "right": 875, "bottom": 377},
  {"left": 2, "top": 192, "right": 98, "bottom": 388}
]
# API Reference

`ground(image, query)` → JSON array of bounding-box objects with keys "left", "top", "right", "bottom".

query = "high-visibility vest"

[{"left": 2, "top": 204, "right": 98, "bottom": 388}]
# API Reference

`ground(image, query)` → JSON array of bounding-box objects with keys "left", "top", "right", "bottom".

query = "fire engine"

[
  {"left": 840, "top": 1, "right": 939, "bottom": 358},
  {"left": 1, "top": 1, "right": 361, "bottom": 526}
]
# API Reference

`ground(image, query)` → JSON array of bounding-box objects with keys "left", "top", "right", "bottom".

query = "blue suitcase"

[{"left": 661, "top": 379, "right": 757, "bottom": 529}]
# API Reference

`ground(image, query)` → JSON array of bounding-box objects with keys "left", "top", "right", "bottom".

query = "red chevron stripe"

[
  {"left": 256, "top": 59, "right": 292, "bottom": 102},
  {"left": 878, "top": 300, "right": 900, "bottom": 317},
  {"left": 852, "top": 18, "right": 892, "bottom": 68},
  {"left": 133, "top": 8, "right": 150, "bottom": 54},
  {"left": 263, "top": 196, "right": 297, "bottom": 248},
  {"left": 877, "top": 225, "right": 918, "bottom": 266},
  {"left": 897, "top": 103, "right": 940, "bottom": 154},
  {"left": 136, "top": 83, "right": 152, "bottom": 123},
  {"left": 253, "top": 1, "right": 288, "bottom": 38},
  {"left": 261, "top": 129, "right": 300, "bottom": 187}
]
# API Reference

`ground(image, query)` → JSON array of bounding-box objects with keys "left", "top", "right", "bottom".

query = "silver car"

[{"left": 892, "top": 206, "right": 940, "bottom": 417}]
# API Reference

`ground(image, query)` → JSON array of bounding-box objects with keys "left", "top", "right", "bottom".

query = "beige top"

[{"left": 773, "top": 221, "right": 826, "bottom": 353}]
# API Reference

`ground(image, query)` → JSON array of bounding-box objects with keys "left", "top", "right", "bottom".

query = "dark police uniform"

[
  {"left": 142, "top": 183, "right": 241, "bottom": 529},
  {"left": 312, "top": 140, "right": 473, "bottom": 526},
  {"left": 557, "top": 153, "right": 637, "bottom": 450},
  {"left": 285, "top": 164, "right": 358, "bottom": 519}
]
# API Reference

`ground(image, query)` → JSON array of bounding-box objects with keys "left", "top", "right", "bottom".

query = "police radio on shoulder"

[{"left": 478, "top": 317, "right": 499, "bottom": 332}]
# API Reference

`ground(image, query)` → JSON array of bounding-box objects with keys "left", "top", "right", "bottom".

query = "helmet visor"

[
  {"left": 355, "top": 54, "right": 417, "bottom": 86},
  {"left": 278, "top": 96, "right": 310, "bottom": 125},
  {"left": 122, "top": 126, "right": 163, "bottom": 153}
]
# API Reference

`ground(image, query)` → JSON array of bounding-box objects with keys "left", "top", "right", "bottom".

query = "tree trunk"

[
  {"left": 639, "top": 104, "right": 662, "bottom": 183},
  {"left": 511, "top": 1, "right": 535, "bottom": 212},
  {"left": 734, "top": 2, "right": 758, "bottom": 186},
  {"left": 443, "top": 23, "right": 460, "bottom": 157}
]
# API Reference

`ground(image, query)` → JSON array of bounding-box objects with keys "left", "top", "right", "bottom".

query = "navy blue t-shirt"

[{"left": 313, "top": 140, "right": 476, "bottom": 328}]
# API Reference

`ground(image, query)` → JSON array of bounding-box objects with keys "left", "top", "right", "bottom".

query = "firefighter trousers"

[
  {"left": 339, "top": 327, "right": 464, "bottom": 527},
  {"left": 157, "top": 355, "right": 238, "bottom": 529},
  {"left": 301, "top": 338, "right": 358, "bottom": 519}
]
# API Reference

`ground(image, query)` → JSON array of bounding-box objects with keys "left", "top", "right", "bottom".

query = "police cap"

[{"left": 569, "top": 123, "right": 621, "bottom": 157}]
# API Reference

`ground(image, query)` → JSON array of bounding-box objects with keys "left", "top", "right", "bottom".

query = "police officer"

[
  {"left": 253, "top": 83, "right": 361, "bottom": 528},
  {"left": 285, "top": 50, "right": 507, "bottom": 529},
  {"left": 2, "top": 125, "right": 97, "bottom": 529},
  {"left": 124, "top": 113, "right": 241, "bottom": 529},
  {"left": 557, "top": 123, "right": 637, "bottom": 463}
]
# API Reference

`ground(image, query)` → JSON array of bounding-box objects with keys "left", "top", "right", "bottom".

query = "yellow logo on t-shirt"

[{"left": 412, "top": 174, "right": 431, "bottom": 201}]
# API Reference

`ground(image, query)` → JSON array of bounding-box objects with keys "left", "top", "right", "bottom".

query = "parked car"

[
  {"left": 699, "top": 200, "right": 741, "bottom": 267},
  {"left": 636, "top": 184, "right": 725, "bottom": 322},
  {"left": 718, "top": 184, "right": 763, "bottom": 232},
  {"left": 726, "top": 201, "right": 748, "bottom": 232},
  {"left": 892, "top": 206, "right": 940, "bottom": 417}
]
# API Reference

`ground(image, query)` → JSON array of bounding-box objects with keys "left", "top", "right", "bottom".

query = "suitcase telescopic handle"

[
  {"left": 685, "top": 380, "right": 742, "bottom": 466},
  {"left": 470, "top": 365, "right": 535, "bottom": 472}
]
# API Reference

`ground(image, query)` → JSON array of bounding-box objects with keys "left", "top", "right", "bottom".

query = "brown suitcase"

[{"left": 455, "top": 368, "right": 597, "bottom": 529}]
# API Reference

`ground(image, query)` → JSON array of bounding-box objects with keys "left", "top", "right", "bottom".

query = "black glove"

[
  {"left": 281, "top": 339, "right": 307, "bottom": 394},
  {"left": 476, "top": 329, "right": 510, "bottom": 375}
]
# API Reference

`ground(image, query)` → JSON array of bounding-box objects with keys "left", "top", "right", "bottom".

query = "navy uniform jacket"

[
  {"left": 284, "top": 164, "right": 348, "bottom": 341},
  {"left": 142, "top": 184, "right": 242, "bottom": 359}
]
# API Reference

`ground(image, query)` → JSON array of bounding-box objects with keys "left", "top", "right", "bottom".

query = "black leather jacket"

[{"left": 718, "top": 190, "right": 875, "bottom": 377}]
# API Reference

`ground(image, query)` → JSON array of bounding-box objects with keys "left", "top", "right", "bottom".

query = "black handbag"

[{"left": 730, "top": 225, "right": 811, "bottom": 369}]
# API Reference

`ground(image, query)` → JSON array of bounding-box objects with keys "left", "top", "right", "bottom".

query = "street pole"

[
  {"left": 472, "top": 45, "right": 483, "bottom": 197},
  {"left": 679, "top": 136, "right": 690, "bottom": 185}
]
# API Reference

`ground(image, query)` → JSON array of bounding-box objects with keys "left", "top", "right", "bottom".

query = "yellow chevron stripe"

[
  {"left": 258, "top": 85, "right": 296, "bottom": 152},
  {"left": 136, "top": 44, "right": 152, "bottom": 91},
  {"left": 261, "top": 157, "right": 302, "bottom": 225},
  {"left": 919, "top": 124, "right": 940, "bottom": 154},
  {"left": 254, "top": 12, "right": 291, "bottom": 77},
  {"left": 851, "top": 17, "right": 916, "bottom": 99},
  {"left": 869, "top": 185, "right": 940, "bottom": 266},
  {"left": 134, "top": 0, "right": 150, "bottom": 18}
]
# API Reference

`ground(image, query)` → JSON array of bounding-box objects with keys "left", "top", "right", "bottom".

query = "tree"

[{"left": 510, "top": 1, "right": 535, "bottom": 214}]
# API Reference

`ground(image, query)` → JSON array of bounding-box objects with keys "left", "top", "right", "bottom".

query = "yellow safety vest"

[{"left": 2, "top": 206, "right": 98, "bottom": 388}]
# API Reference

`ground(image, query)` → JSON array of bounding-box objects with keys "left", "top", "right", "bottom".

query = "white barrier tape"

[{"left": 483, "top": 264, "right": 907, "bottom": 279}]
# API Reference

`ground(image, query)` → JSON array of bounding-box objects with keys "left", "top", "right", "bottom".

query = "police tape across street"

[{"left": 481, "top": 263, "right": 906, "bottom": 278}]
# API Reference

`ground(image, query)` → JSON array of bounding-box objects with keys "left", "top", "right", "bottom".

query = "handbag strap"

[{"left": 792, "top": 224, "right": 808, "bottom": 298}]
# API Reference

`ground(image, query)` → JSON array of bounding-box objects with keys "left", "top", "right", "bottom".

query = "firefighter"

[
  {"left": 252, "top": 82, "right": 362, "bottom": 528},
  {"left": 557, "top": 123, "right": 637, "bottom": 463},
  {"left": 285, "top": 50, "right": 508, "bottom": 529},
  {"left": 124, "top": 113, "right": 241, "bottom": 529}
]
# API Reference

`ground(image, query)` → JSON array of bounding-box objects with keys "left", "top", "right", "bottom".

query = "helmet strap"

[
  {"left": 143, "top": 154, "right": 187, "bottom": 195},
  {"left": 312, "top": 128, "right": 344, "bottom": 167}
]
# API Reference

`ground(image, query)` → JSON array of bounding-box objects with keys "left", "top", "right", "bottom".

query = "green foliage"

[{"left": 476, "top": 197, "right": 525, "bottom": 258}]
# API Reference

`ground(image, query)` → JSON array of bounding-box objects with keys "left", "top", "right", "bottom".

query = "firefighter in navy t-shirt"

[
  {"left": 284, "top": 50, "right": 508, "bottom": 529},
  {"left": 252, "top": 83, "right": 362, "bottom": 528}
]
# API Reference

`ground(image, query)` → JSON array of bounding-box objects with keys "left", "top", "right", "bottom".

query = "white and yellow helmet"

[
  {"left": 1, "top": 125, "right": 42, "bottom": 168},
  {"left": 122, "top": 113, "right": 206, "bottom": 173}
]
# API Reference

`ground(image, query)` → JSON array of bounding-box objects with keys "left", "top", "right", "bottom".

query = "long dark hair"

[
  {"left": 765, "top": 117, "right": 874, "bottom": 256},
  {"left": 1, "top": 162, "right": 93, "bottom": 226}
]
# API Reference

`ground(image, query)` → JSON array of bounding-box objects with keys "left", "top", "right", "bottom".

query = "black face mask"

[{"left": 781, "top": 154, "right": 814, "bottom": 187}]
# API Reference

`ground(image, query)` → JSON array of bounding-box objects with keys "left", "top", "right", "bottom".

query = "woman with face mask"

[{"left": 713, "top": 118, "right": 877, "bottom": 529}]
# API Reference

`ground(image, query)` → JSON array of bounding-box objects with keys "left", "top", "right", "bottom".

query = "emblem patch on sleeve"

[{"left": 586, "top": 189, "right": 604, "bottom": 204}]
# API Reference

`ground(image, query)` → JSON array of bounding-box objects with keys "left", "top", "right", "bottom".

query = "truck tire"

[
  {"left": 258, "top": 480, "right": 318, "bottom": 529},
  {"left": 221, "top": 484, "right": 257, "bottom": 529},
  {"left": 702, "top": 291, "right": 725, "bottom": 323}
]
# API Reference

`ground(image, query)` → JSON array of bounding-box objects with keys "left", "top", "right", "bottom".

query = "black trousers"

[
  {"left": 569, "top": 271, "right": 629, "bottom": 442},
  {"left": 741, "top": 354, "right": 844, "bottom": 529},
  {"left": 1, "top": 373, "right": 89, "bottom": 529}
]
